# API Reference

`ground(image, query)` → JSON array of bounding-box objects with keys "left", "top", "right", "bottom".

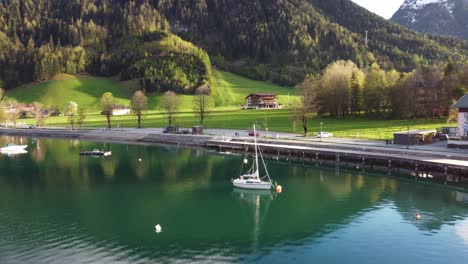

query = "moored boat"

[
  {"left": 0, "top": 143, "right": 28, "bottom": 153},
  {"left": 80, "top": 149, "right": 112, "bottom": 156},
  {"left": 232, "top": 125, "right": 274, "bottom": 190}
]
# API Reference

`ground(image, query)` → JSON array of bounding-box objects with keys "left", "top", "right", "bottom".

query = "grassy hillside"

[
  {"left": 4, "top": 71, "right": 300, "bottom": 111},
  {"left": 211, "top": 71, "right": 299, "bottom": 107},
  {"left": 5, "top": 74, "right": 134, "bottom": 111}
]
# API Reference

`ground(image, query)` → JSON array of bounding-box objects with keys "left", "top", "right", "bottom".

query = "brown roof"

[{"left": 245, "top": 93, "right": 277, "bottom": 99}]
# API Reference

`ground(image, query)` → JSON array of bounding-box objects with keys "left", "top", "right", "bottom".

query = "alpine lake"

[{"left": 1, "top": 135, "right": 468, "bottom": 264}]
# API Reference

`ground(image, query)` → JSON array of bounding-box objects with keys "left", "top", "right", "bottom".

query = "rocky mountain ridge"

[{"left": 391, "top": 0, "right": 468, "bottom": 40}]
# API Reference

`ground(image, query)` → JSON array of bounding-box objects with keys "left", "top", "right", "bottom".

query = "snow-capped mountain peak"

[
  {"left": 391, "top": 0, "right": 468, "bottom": 40},
  {"left": 402, "top": 0, "right": 448, "bottom": 10},
  {"left": 401, "top": 0, "right": 456, "bottom": 14}
]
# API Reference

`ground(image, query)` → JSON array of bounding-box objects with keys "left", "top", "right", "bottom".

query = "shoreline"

[{"left": 1, "top": 127, "right": 468, "bottom": 186}]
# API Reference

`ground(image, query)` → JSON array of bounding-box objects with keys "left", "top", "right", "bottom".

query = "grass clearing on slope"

[
  {"left": 211, "top": 70, "right": 300, "bottom": 107},
  {"left": 6, "top": 71, "right": 299, "bottom": 111},
  {"left": 6, "top": 74, "right": 134, "bottom": 111}
]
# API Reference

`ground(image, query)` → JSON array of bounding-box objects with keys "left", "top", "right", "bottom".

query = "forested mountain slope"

[
  {"left": 158, "top": 0, "right": 468, "bottom": 84},
  {"left": 0, "top": 0, "right": 211, "bottom": 93},
  {"left": 1, "top": 0, "right": 467, "bottom": 90}
]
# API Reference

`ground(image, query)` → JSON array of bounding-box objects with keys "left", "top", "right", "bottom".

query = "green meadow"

[
  {"left": 5, "top": 71, "right": 300, "bottom": 111},
  {"left": 30, "top": 109, "right": 446, "bottom": 140},
  {"left": 3, "top": 71, "right": 447, "bottom": 140}
]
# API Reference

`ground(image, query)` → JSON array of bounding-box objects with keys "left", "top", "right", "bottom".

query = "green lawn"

[
  {"left": 5, "top": 71, "right": 299, "bottom": 111},
  {"left": 211, "top": 71, "right": 299, "bottom": 107},
  {"left": 4, "top": 71, "right": 447, "bottom": 140},
  {"left": 6, "top": 74, "right": 134, "bottom": 111},
  {"left": 31, "top": 109, "right": 446, "bottom": 140}
]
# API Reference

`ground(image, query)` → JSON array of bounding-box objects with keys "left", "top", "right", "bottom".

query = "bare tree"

[
  {"left": 193, "top": 85, "right": 212, "bottom": 126},
  {"left": 0, "top": 87, "right": 4, "bottom": 101},
  {"left": 0, "top": 104, "right": 6, "bottom": 125},
  {"left": 7, "top": 100, "right": 21, "bottom": 127},
  {"left": 292, "top": 75, "right": 319, "bottom": 136},
  {"left": 162, "top": 91, "right": 180, "bottom": 126},
  {"left": 77, "top": 107, "right": 86, "bottom": 128},
  {"left": 65, "top": 101, "right": 78, "bottom": 129},
  {"left": 32, "top": 102, "right": 44, "bottom": 127},
  {"left": 130, "top": 90, "right": 148, "bottom": 128},
  {"left": 447, "top": 107, "right": 458, "bottom": 124},
  {"left": 100, "top": 92, "right": 115, "bottom": 129}
]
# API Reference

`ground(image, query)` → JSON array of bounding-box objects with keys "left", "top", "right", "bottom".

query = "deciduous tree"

[
  {"left": 162, "top": 91, "right": 180, "bottom": 126},
  {"left": 32, "top": 102, "right": 45, "bottom": 127},
  {"left": 65, "top": 101, "right": 78, "bottom": 129},
  {"left": 130, "top": 90, "right": 148, "bottom": 128},
  {"left": 292, "top": 75, "right": 319, "bottom": 136},
  {"left": 6, "top": 100, "right": 20, "bottom": 127},
  {"left": 0, "top": 104, "right": 6, "bottom": 125},
  {"left": 100, "top": 92, "right": 115, "bottom": 129},
  {"left": 320, "top": 60, "right": 360, "bottom": 118},
  {"left": 350, "top": 71, "right": 361, "bottom": 115},
  {"left": 193, "top": 85, "right": 212, "bottom": 126},
  {"left": 77, "top": 107, "right": 87, "bottom": 128}
]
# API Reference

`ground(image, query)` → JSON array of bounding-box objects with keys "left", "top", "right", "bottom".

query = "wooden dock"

[{"left": 205, "top": 139, "right": 468, "bottom": 186}]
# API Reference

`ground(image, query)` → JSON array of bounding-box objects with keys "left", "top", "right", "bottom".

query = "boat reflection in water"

[{"left": 233, "top": 188, "right": 274, "bottom": 250}]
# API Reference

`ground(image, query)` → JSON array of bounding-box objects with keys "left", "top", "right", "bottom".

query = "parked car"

[
  {"left": 248, "top": 131, "right": 260, "bottom": 137},
  {"left": 317, "top": 132, "right": 333, "bottom": 138},
  {"left": 163, "top": 126, "right": 179, "bottom": 133},
  {"left": 436, "top": 133, "right": 449, "bottom": 141}
]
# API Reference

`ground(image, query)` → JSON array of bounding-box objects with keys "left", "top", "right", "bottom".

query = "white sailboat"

[
  {"left": 232, "top": 125, "right": 273, "bottom": 190},
  {"left": 0, "top": 143, "right": 28, "bottom": 154}
]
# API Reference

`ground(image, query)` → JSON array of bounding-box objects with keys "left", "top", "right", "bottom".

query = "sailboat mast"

[{"left": 254, "top": 124, "right": 259, "bottom": 178}]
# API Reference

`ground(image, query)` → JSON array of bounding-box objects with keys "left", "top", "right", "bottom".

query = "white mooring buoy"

[{"left": 155, "top": 224, "right": 162, "bottom": 233}]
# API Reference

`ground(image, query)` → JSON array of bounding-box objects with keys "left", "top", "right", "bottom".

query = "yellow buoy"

[{"left": 276, "top": 185, "right": 282, "bottom": 193}]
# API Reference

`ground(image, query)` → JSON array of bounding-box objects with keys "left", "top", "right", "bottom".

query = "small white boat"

[
  {"left": 0, "top": 143, "right": 28, "bottom": 153},
  {"left": 80, "top": 149, "right": 112, "bottom": 156},
  {"left": 232, "top": 125, "right": 273, "bottom": 190}
]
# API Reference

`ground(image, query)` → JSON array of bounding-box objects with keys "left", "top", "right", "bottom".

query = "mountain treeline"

[
  {"left": 1, "top": 0, "right": 467, "bottom": 91},
  {"left": 157, "top": 0, "right": 468, "bottom": 85},
  {"left": 0, "top": 0, "right": 211, "bottom": 94}
]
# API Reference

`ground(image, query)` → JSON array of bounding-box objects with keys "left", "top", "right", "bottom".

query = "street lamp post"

[
  {"left": 407, "top": 122, "right": 410, "bottom": 149},
  {"left": 320, "top": 122, "right": 323, "bottom": 142}
]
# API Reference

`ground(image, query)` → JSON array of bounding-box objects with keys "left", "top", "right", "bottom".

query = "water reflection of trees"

[
  {"left": 1, "top": 136, "right": 468, "bottom": 260},
  {"left": 0, "top": 138, "right": 220, "bottom": 191}
]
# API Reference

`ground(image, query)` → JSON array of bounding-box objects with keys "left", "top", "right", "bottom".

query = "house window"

[{"left": 465, "top": 113, "right": 468, "bottom": 123}]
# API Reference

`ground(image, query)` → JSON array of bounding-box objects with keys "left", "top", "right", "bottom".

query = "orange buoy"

[
  {"left": 276, "top": 185, "right": 282, "bottom": 193},
  {"left": 415, "top": 211, "right": 421, "bottom": 220}
]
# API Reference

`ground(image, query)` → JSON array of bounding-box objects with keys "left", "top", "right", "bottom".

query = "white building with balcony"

[{"left": 452, "top": 94, "right": 468, "bottom": 137}]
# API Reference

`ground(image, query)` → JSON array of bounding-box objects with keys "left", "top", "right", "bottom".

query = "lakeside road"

[{"left": 1, "top": 127, "right": 468, "bottom": 179}]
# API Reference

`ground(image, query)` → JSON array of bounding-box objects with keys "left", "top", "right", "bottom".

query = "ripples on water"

[{"left": 0, "top": 137, "right": 468, "bottom": 263}]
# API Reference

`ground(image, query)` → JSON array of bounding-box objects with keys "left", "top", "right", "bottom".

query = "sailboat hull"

[{"left": 232, "top": 179, "right": 272, "bottom": 190}]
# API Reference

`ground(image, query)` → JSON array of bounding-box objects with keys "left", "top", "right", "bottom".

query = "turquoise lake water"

[{"left": 0, "top": 136, "right": 468, "bottom": 263}]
